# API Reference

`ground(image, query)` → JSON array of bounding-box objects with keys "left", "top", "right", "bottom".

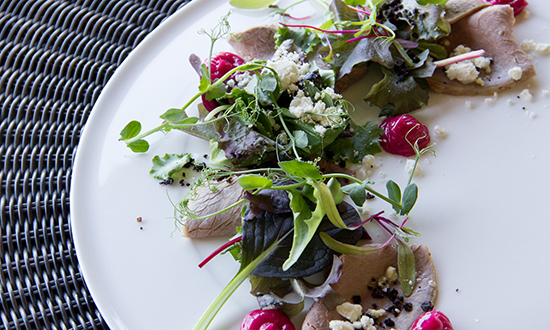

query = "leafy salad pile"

[{"left": 117, "top": 0, "right": 449, "bottom": 329}]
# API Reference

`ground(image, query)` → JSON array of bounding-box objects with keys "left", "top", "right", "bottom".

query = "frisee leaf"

[
  {"left": 149, "top": 153, "right": 192, "bottom": 180},
  {"left": 319, "top": 232, "right": 380, "bottom": 255}
]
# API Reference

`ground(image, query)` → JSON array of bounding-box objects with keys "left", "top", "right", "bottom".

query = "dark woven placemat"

[{"left": 0, "top": 1, "right": 192, "bottom": 329}]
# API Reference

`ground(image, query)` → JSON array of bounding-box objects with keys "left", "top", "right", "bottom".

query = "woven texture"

[{"left": 0, "top": 1, "right": 192, "bottom": 329}]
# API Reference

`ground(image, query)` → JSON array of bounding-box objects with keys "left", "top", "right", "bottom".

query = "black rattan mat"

[{"left": 0, "top": 1, "right": 192, "bottom": 329}]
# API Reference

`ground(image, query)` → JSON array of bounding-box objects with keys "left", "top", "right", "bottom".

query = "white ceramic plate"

[{"left": 70, "top": 1, "right": 550, "bottom": 329}]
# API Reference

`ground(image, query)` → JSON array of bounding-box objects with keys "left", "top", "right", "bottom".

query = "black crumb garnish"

[
  {"left": 421, "top": 301, "right": 434, "bottom": 312},
  {"left": 159, "top": 178, "right": 174, "bottom": 185},
  {"left": 366, "top": 192, "right": 375, "bottom": 200},
  {"left": 383, "top": 318, "right": 395, "bottom": 327},
  {"left": 387, "top": 288, "right": 399, "bottom": 302},
  {"left": 386, "top": 305, "right": 401, "bottom": 317},
  {"left": 352, "top": 295, "right": 362, "bottom": 304},
  {"left": 371, "top": 288, "right": 386, "bottom": 299},
  {"left": 394, "top": 295, "right": 404, "bottom": 306},
  {"left": 403, "top": 302, "right": 413, "bottom": 312}
]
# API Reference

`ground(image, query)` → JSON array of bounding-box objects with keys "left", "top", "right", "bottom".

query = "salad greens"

[{"left": 118, "top": 1, "right": 447, "bottom": 329}]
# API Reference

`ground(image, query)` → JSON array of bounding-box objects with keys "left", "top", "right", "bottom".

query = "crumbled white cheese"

[
  {"left": 445, "top": 61, "right": 479, "bottom": 84},
  {"left": 507, "top": 99, "right": 515, "bottom": 105},
  {"left": 288, "top": 90, "right": 344, "bottom": 127},
  {"left": 465, "top": 100, "right": 473, "bottom": 109},
  {"left": 521, "top": 39, "right": 537, "bottom": 52},
  {"left": 472, "top": 56, "right": 491, "bottom": 73},
  {"left": 266, "top": 43, "right": 309, "bottom": 91},
  {"left": 329, "top": 320, "right": 355, "bottom": 330},
  {"left": 450, "top": 45, "right": 472, "bottom": 56},
  {"left": 433, "top": 125, "right": 446, "bottom": 137},
  {"left": 484, "top": 97, "right": 494, "bottom": 105},
  {"left": 235, "top": 71, "right": 253, "bottom": 88},
  {"left": 446, "top": 45, "right": 491, "bottom": 84},
  {"left": 507, "top": 66, "right": 523, "bottom": 81},
  {"left": 314, "top": 125, "right": 327, "bottom": 137},
  {"left": 366, "top": 308, "right": 387, "bottom": 319},
  {"left": 405, "top": 159, "right": 422, "bottom": 177},
  {"left": 336, "top": 302, "right": 363, "bottom": 322},
  {"left": 360, "top": 315, "right": 376, "bottom": 330},
  {"left": 519, "top": 89, "right": 534, "bottom": 102},
  {"left": 542, "top": 89, "right": 550, "bottom": 96},
  {"left": 535, "top": 43, "right": 550, "bottom": 55},
  {"left": 362, "top": 154, "right": 375, "bottom": 167},
  {"left": 386, "top": 266, "right": 398, "bottom": 282},
  {"left": 521, "top": 39, "right": 550, "bottom": 55}
]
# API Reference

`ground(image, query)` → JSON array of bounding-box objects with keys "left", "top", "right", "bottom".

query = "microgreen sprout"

[{"left": 433, "top": 49, "right": 485, "bottom": 68}]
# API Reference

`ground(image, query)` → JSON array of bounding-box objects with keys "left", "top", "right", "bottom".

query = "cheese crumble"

[{"left": 445, "top": 45, "right": 491, "bottom": 84}]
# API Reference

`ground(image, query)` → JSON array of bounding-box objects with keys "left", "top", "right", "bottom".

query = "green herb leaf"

[
  {"left": 397, "top": 240, "right": 416, "bottom": 297},
  {"left": 293, "top": 130, "right": 308, "bottom": 149},
  {"left": 283, "top": 190, "right": 325, "bottom": 271},
  {"left": 349, "top": 184, "right": 367, "bottom": 207},
  {"left": 275, "top": 26, "right": 323, "bottom": 54},
  {"left": 324, "top": 120, "right": 382, "bottom": 163},
  {"left": 320, "top": 232, "right": 380, "bottom": 255},
  {"left": 119, "top": 120, "right": 141, "bottom": 141},
  {"left": 160, "top": 108, "right": 186, "bottom": 123},
  {"left": 365, "top": 68, "right": 429, "bottom": 116},
  {"left": 230, "top": 0, "right": 276, "bottom": 9},
  {"left": 400, "top": 183, "right": 418, "bottom": 215},
  {"left": 199, "top": 64, "right": 210, "bottom": 92},
  {"left": 327, "top": 178, "right": 344, "bottom": 205},
  {"left": 149, "top": 153, "right": 192, "bottom": 180},
  {"left": 237, "top": 175, "right": 273, "bottom": 190},
  {"left": 316, "top": 183, "right": 348, "bottom": 229},
  {"left": 386, "top": 180, "right": 402, "bottom": 206},
  {"left": 205, "top": 82, "right": 227, "bottom": 101},
  {"left": 279, "top": 160, "right": 323, "bottom": 181},
  {"left": 127, "top": 139, "right": 149, "bottom": 153}
]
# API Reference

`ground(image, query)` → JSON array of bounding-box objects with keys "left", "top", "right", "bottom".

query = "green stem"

[
  {"left": 277, "top": 112, "right": 301, "bottom": 160},
  {"left": 321, "top": 173, "right": 402, "bottom": 210},
  {"left": 192, "top": 237, "right": 283, "bottom": 330}
]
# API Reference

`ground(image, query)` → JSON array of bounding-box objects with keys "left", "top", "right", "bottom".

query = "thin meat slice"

[
  {"left": 444, "top": 0, "right": 490, "bottom": 24},
  {"left": 302, "top": 244, "right": 437, "bottom": 330},
  {"left": 183, "top": 177, "right": 246, "bottom": 238},
  {"left": 228, "top": 25, "right": 278, "bottom": 61},
  {"left": 428, "top": 5, "right": 536, "bottom": 95}
]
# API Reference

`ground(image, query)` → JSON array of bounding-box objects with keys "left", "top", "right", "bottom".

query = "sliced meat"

[
  {"left": 302, "top": 244, "right": 437, "bottom": 330},
  {"left": 444, "top": 0, "right": 490, "bottom": 24},
  {"left": 182, "top": 177, "right": 246, "bottom": 238},
  {"left": 228, "top": 25, "right": 278, "bottom": 61},
  {"left": 428, "top": 5, "right": 536, "bottom": 95}
]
